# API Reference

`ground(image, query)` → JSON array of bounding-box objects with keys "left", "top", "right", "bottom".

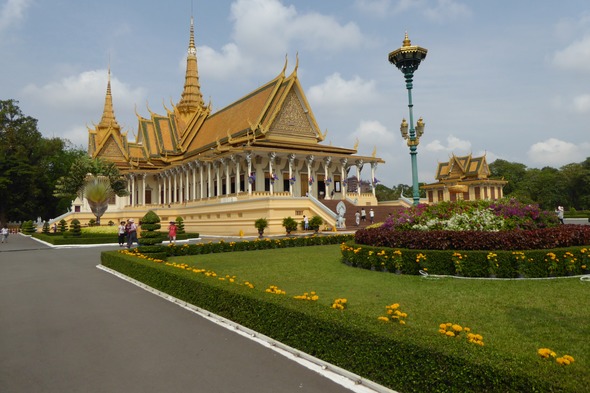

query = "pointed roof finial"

[
  {"left": 403, "top": 31, "right": 411, "bottom": 47},
  {"left": 97, "top": 66, "right": 121, "bottom": 132},
  {"left": 177, "top": 14, "right": 205, "bottom": 114}
]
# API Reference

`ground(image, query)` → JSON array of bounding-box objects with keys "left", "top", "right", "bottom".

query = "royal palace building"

[{"left": 66, "top": 16, "right": 386, "bottom": 235}]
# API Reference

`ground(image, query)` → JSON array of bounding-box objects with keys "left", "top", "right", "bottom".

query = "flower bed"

[
  {"left": 341, "top": 242, "right": 590, "bottom": 277},
  {"left": 100, "top": 249, "right": 563, "bottom": 392}
]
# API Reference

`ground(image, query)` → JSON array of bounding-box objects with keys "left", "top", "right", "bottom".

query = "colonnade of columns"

[{"left": 124, "top": 152, "right": 380, "bottom": 207}]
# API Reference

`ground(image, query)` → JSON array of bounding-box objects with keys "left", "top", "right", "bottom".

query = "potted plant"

[
  {"left": 254, "top": 218, "right": 268, "bottom": 237},
  {"left": 309, "top": 215, "right": 323, "bottom": 233},
  {"left": 282, "top": 216, "right": 297, "bottom": 235}
]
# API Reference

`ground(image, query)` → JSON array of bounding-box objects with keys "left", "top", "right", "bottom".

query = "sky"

[{"left": 2, "top": 0, "right": 590, "bottom": 187}]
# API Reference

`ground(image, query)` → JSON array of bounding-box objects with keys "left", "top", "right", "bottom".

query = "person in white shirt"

[{"left": 1, "top": 225, "right": 9, "bottom": 243}]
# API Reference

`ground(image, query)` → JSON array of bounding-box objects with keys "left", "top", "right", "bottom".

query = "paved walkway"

[{"left": 0, "top": 234, "right": 376, "bottom": 393}]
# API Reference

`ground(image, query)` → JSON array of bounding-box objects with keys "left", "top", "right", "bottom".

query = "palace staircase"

[{"left": 320, "top": 200, "right": 405, "bottom": 230}]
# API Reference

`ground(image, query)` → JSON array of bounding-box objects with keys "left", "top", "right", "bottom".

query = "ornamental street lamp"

[{"left": 388, "top": 32, "right": 428, "bottom": 206}]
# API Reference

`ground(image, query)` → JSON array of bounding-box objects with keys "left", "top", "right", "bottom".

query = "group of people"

[
  {"left": 354, "top": 208, "right": 375, "bottom": 226},
  {"left": 117, "top": 219, "right": 178, "bottom": 248},
  {"left": 117, "top": 219, "right": 138, "bottom": 248}
]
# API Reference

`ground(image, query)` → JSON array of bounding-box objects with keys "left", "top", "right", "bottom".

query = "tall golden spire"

[
  {"left": 177, "top": 16, "right": 205, "bottom": 114},
  {"left": 97, "top": 67, "right": 121, "bottom": 132}
]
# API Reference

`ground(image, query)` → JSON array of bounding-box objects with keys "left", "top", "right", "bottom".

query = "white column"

[
  {"left": 288, "top": 154, "right": 295, "bottom": 196},
  {"left": 371, "top": 162, "right": 377, "bottom": 197},
  {"left": 141, "top": 173, "right": 147, "bottom": 206},
  {"left": 268, "top": 152, "right": 276, "bottom": 195},
  {"left": 224, "top": 159, "right": 230, "bottom": 196},
  {"left": 130, "top": 174, "right": 136, "bottom": 207},
  {"left": 158, "top": 175, "right": 163, "bottom": 204},
  {"left": 191, "top": 162, "right": 196, "bottom": 201},
  {"left": 233, "top": 155, "right": 241, "bottom": 194},
  {"left": 306, "top": 155, "right": 314, "bottom": 196},
  {"left": 246, "top": 152, "right": 252, "bottom": 195},
  {"left": 324, "top": 156, "right": 332, "bottom": 199},
  {"left": 341, "top": 158, "right": 348, "bottom": 200},
  {"left": 199, "top": 163, "right": 205, "bottom": 199},
  {"left": 167, "top": 172, "right": 172, "bottom": 204},
  {"left": 214, "top": 161, "right": 221, "bottom": 197},
  {"left": 207, "top": 162, "right": 213, "bottom": 198},
  {"left": 356, "top": 160, "right": 363, "bottom": 196}
]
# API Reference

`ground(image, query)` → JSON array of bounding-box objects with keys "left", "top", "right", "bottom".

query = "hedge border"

[
  {"left": 340, "top": 242, "right": 590, "bottom": 278},
  {"left": 101, "top": 250, "right": 557, "bottom": 393}
]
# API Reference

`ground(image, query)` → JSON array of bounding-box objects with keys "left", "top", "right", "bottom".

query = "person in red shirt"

[{"left": 168, "top": 221, "right": 177, "bottom": 243}]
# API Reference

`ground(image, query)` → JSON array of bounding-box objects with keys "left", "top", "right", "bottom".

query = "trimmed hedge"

[
  {"left": 356, "top": 225, "right": 590, "bottom": 251},
  {"left": 164, "top": 234, "right": 354, "bottom": 256},
  {"left": 341, "top": 242, "right": 590, "bottom": 278},
  {"left": 33, "top": 233, "right": 118, "bottom": 245},
  {"left": 101, "top": 251, "right": 559, "bottom": 393}
]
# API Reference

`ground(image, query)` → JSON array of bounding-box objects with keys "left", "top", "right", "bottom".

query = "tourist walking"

[
  {"left": 118, "top": 221, "right": 126, "bottom": 246},
  {"left": 369, "top": 208, "right": 375, "bottom": 224},
  {"left": 303, "top": 215, "right": 309, "bottom": 230},
  {"left": 360, "top": 208, "right": 366, "bottom": 222},
  {"left": 168, "top": 221, "right": 177, "bottom": 243},
  {"left": 126, "top": 219, "right": 138, "bottom": 248},
  {"left": 355, "top": 211, "right": 360, "bottom": 226},
  {"left": 555, "top": 206, "right": 564, "bottom": 224},
  {"left": 1, "top": 225, "right": 8, "bottom": 243}
]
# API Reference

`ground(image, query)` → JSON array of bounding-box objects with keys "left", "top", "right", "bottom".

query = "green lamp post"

[{"left": 388, "top": 32, "right": 428, "bottom": 206}]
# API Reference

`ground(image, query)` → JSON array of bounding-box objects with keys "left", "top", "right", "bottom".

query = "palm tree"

[{"left": 54, "top": 156, "right": 128, "bottom": 224}]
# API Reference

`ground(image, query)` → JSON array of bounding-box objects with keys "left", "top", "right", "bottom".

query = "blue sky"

[{"left": 2, "top": 0, "right": 590, "bottom": 187}]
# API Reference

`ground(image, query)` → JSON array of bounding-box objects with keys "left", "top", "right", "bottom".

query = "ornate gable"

[
  {"left": 267, "top": 88, "right": 318, "bottom": 142},
  {"left": 96, "top": 133, "right": 127, "bottom": 163}
]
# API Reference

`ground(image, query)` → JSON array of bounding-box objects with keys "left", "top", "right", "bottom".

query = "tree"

[
  {"left": 0, "top": 99, "right": 85, "bottom": 223},
  {"left": 488, "top": 159, "right": 528, "bottom": 196},
  {"left": 54, "top": 156, "right": 128, "bottom": 225},
  {"left": 560, "top": 161, "right": 590, "bottom": 210}
]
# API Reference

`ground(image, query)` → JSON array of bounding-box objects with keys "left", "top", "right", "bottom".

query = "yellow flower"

[
  {"left": 452, "top": 324, "right": 463, "bottom": 332},
  {"left": 378, "top": 316, "right": 389, "bottom": 322},
  {"left": 446, "top": 331, "right": 455, "bottom": 337}
]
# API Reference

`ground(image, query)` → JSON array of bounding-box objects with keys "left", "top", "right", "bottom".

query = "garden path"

[{"left": 0, "top": 234, "right": 381, "bottom": 393}]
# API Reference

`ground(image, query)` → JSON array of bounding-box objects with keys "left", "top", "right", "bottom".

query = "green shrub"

[
  {"left": 58, "top": 219, "right": 68, "bottom": 233},
  {"left": 21, "top": 220, "right": 35, "bottom": 235},
  {"left": 42, "top": 221, "right": 50, "bottom": 234},
  {"left": 139, "top": 210, "right": 162, "bottom": 246},
  {"left": 282, "top": 216, "right": 298, "bottom": 233},
  {"left": 175, "top": 217, "right": 185, "bottom": 235},
  {"left": 70, "top": 219, "right": 82, "bottom": 237},
  {"left": 309, "top": 215, "right": 323, "bottom": 231}
]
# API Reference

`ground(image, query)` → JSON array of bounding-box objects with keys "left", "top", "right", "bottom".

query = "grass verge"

[{"left": 102, "top": 245, "right": 589, "bottom": 392}]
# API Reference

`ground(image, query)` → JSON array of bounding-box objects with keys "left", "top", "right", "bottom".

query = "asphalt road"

[{"left": 0, "top": 234, "right": 364, "bottom": 393}]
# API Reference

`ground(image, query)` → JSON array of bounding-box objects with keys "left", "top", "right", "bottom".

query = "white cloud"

[
  {"left": 424, "top": 135, "right": 471, "bottom": 153},
  {"left": 573, "top": 94, "right": 590, "bottom": 113},
  {"left": 424, "top": 0, "right": 471, "bottom": 22},
  {"left": 307, "top": 73, "right": 378, "bottom": 110},
  {"left": 198, "top": 44, "right": 247, "bottom": 80},
  {"left": 20, "top": 70, "right": 146, "bottom": 145},
  {"left": 551, "top": 35, "right": 590, "bottom": 73},
  {"left": 21, "top": 70, "right": 145, "bottom": 112},
  {"left": 527, "top": 138, "right": 590, "bottom": 166},
  {"left": 196, "top": 0, "right": 364, "bottom": 78},
  {"left": 352, "top": 120, "right": 395, "bottom": 147},
  {"left": 354, "top": 0, "right": 393, "bottom": 15},
  {"left": 0, "top": 0, "right": 31, "bottom": 31},
  {"left": 231, "top": 0, "right": 362, "bottom": 53}
]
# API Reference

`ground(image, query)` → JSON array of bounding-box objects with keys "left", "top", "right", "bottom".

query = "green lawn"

[{"left": 169, "top": 244, "right": 589, "bottom": 389}]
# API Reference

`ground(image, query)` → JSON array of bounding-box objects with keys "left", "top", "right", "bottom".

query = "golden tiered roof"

[
  {"left": 435, "top": 154, "right": 491, "bottom": 181},
  {"left": 89, "top": 16, "right": 375, "bottom": 172}
]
